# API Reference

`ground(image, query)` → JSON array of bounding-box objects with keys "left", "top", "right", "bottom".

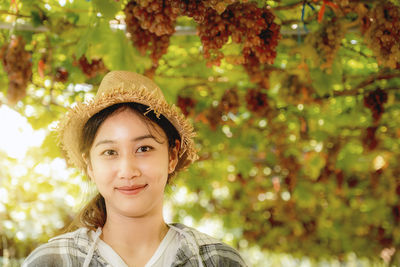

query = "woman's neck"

[{"left": 100, "top": 209, "right": 169, "bottom": 265}]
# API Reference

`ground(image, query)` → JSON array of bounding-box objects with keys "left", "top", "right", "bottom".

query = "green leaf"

[
  {"left": 107, "top": 29, "right": 144, "bottom": 71},
  {"left": 92, "top": 0, "right": 120, "bottom": 20},
  {"left": 75, "top": 25, "right": 95, "bottom": 59},
  {"left": 30, "top": 11, "right": 43, "bottom": 27},
  {"left": 40, "top": 131, "right": 61, "bottom": 158},
  {"left": 310, "top": 59, "right": 343, "bottom": 97}
]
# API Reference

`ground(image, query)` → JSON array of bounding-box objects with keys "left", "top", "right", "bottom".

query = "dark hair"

[
  {"left": 80, "top": 102, "right": 181, "bottom": 163},
  {"left": 66, "top": 102, "right": 181, "bottom": 232}
]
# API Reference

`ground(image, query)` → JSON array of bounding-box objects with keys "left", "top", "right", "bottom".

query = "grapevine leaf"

[
  {"left": 75, "top": 25, "right": 96, "bottom": 59},
  {"left": 92, "top": 0, "right": 120, "bottom": 20}
]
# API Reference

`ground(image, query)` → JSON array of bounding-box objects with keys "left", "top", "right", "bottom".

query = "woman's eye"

[
  {"left": 102, "top": 150, "right": 117, "bottom": 156},
  {"left": 137, "top": 146, "right": 152, "bottom": 153}
]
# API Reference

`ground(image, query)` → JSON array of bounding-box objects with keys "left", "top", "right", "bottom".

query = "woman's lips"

[{"left": 116, "top": 184, "right": 148, "bottom": 195}]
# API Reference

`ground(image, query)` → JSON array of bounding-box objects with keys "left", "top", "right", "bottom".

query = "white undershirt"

[{"left": 90, "top": 227, "right": 180, "bottom": 267}]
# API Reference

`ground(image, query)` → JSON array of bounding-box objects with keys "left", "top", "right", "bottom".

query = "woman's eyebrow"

[{"left": 94, "top": 134, "right": 156, "bottom": 148}]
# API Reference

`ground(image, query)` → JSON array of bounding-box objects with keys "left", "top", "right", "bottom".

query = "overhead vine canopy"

[{"left": 1, "top": 0, "right": 400, "bottom": 264}]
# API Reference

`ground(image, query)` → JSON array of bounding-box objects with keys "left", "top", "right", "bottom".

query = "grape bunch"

[
  {"left": 281, "top": 156, "right": 301, "bottom": 193},
  {"left": 335, "top": 0, "right": 369, "bottom": 17},
  {"left": 334, "top": 0, "right": 357, "bottom": 12},
  {"left": 129, "top": 0, "right": 179, "bottom": 36},
  {"left": 168, "top": 0, "right": 207, "bottom": 23},
  {"left": 219, "top": 88, "right": 240, "bottom": 114},
  {"left": 362, "top": 126, "right": 379, "bottom": 150},
  {"left": 279, "top": 74, "right": 315, "bottom": 105},
  {"left": 0, "top": 35, "right": 32, "bottom": 105},
  {"left": 177, "top": 95, "right": 196, "bottom": 116},
  {"left": 54, "top": 67, "right": 69, "bottom": 83},
  {"left": 238, "top": 3, "right": 281, "bottom": 65},
  {"left": 197, "top": 2, "right": 281, "bottom": 67},
  {"left": 305, "top": 18, "right": 346, "bottom": 70},
  {"left": 393, "top": 205, "right": 400, "bottom": 224},
  {"left": 243, "top": 52, "right": 271, "bottom": 89},
  {"left": 124, "top": 1, "right": 173, "bottom": 68},
  {"left": 363, "top": 88, "right": 388, "bottom": 122},
  {"left": 196, "top": 7, "right": 228, "bottom": 66},
  {"left": 204, "top": 0, "right": 239, "bottom": 14},
  {"left": 75, "top": 56, "right": 108, "bottom": 79},
  {"left": 171, "top": 0, "right": 239, "bottom": 20},
  {"left": 363, "top": 1, "right": 400, "bottom": 69},
  {"left": 245, "top": 88, "right": 270, "bottom": 117},
  {"left": 205, "top": 105, "right": 223, "bottom": 130},
  {"left": 167, "top": 0, "right": 239, "bottom": 24},
  {"left": 334, "top": 0, "right": 350, "bottom": 7}
]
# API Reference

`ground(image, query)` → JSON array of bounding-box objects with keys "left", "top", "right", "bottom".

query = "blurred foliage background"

[{"left": 0, "top": 0, "right": 400, "bottom": 266}]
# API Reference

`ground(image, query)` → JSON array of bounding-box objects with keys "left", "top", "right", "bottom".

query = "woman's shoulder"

[
  {"left": 169, "top": 223, "right": 248, "bottom": 266},
  {"left": 22, "top": 228, "right": 93, "bottom": 267},
  {"left": 169, "top": 223, "right": 222, "bottom": 245}
]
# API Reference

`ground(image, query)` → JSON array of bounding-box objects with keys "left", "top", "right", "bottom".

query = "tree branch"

[
  {"left": 342, "top": 45, "right": 372, "bottom": 59},
  {"left": 332, "top": 86, "right": 400, "bottom": 97},
  {"left": 0, "top": 10, "right": 30, "bottom": 18},
  {"left": 353, "top": 72, "right": 400, "bottom": 91},
  {"left": 314, "top": 72, "right": 400, "bottom": 99}
]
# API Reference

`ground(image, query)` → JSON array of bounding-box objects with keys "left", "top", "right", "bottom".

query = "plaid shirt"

[{"left": 22, "top": 223, "right": 248, "bottom": 267}]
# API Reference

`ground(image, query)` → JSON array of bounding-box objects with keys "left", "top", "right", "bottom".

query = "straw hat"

[{"left": 57, "top": 70, "right": 198, "bottom": 173}]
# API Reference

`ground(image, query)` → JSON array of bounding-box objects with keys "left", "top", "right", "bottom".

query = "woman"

[{"left": 23, "top": 71, "right": 247, "bottom": 266}]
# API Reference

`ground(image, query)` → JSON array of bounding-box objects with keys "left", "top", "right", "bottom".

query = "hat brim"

[{"left": 57, "top": 86, "right": 198, "bottom": 173}]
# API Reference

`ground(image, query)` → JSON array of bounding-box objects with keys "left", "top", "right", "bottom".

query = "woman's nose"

[{"left": 118, "top": 156, "right": 141, "bottom": 179}]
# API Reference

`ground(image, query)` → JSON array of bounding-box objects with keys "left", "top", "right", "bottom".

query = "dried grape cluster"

[
  {"left": 393, "top": 205, "right": 400, "bottom": 224},
  {"left": 0, "top": 36, "right": 32, "bottom": 105},
  {"left": 54, "top": 67, "right": 69, "bottom": 83},
  {"left": 205, "top": 0, "right": 239, "bottom": 14},
  {"left": 124, "top": 1, "right": 279, "bottom": 81},
  {"left": 220, "top": 88, "right": 240, "bottom": 114},
  {"left": 177, "top": 95, "right": 196, "bottom": 116},
  {"left": 131, "top": 0, "right": 179, "bottom": 36},
  {"left": 38, "top": 53, "right": 49, "bottom": 78},
  {"left": 191, "top": 87, "right": 240, "bottom": 130},
  {"left": 197, "top": 8, "right": 227, "bottom": 66},
  {"left": 124, "top": 1, "right": 174, "bottom": 73},
  {"left": 363, "top": 88, "right": 388, "bottom": 122},
  {"left": 168, "top": 0, "right": 240, "bottom": 24},
  {"left": 335, "top": 0, "right": 350, "bottom": 7},
  {"left": 243, "top": 52, "right": 271, "bottom": 89},
  {"left": 205, "top": 105, "right": 223, "bottom": 130},
  {"left": 281, "top": 155, "right": 301, "bottom": 193},
  {"left": 336, "top": 0, "right": 369, "bottom": 17},
  {"left": 245, "top": 88, "right": 270, "bottom": 117},
  {"left": 306, "top": 18, "right": 346, "bottom": 70},
  {"left": 75, "top": 56, "right": 108, "bottom": 79},
  {"left": 279, "top": 75, "right": 315, "bottom": 105},
  {"left": 169, "top": 0, "right": 207, "bottom": 23},
  {"left": 363, "top": 1, "right": 400, "bottom": 69},
  {"left": 240, "top": 5, "right": 281, "bottom": 65},
  {"left": 197, "top": 2, "right": 281, "bottom": 67},
  {"left": 362, "top": 126, "right": 379, "bottom": 150}
]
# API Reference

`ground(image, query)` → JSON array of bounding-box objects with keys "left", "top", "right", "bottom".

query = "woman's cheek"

[
  {"left": 92, "top": 160, "right": 115, "bottom": 180},
  {"left": 140, "top": 158, "right": 161, "bottom": 174},
  {"left": 142, "top": 156, "right": 169, "bottom": 180}
]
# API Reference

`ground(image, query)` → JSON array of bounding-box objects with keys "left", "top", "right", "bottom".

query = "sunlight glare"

[{"left": 0, "top": 106, "right": 46, "bottom": 159}]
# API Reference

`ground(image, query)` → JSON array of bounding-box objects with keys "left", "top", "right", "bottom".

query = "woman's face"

[{"left": 86, "top": 108, "right": 179, "bottom": 219}]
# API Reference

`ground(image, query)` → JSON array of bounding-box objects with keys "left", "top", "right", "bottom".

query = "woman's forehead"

[{"left": 94, "top": 107, "right": 166, "bottom": 141}]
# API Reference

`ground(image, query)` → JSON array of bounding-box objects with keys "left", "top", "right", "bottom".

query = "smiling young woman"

[{"left": 22, "top": 71, "right": 247, "bottom": 267}]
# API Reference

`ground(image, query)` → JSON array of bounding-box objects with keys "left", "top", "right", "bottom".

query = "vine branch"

[{"left": 0, "top": 10, "right": 29, "bottom": 18}]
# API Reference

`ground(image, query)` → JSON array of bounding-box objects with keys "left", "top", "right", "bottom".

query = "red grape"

[{"left": 0, "top": 36, "right": 32, "bottom": 105}]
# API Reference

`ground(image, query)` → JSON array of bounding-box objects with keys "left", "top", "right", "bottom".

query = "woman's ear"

[
  {"left": 82, "top": 153, "right": 94, "bottom": 180},
  {"left": 168, "top": 140, "right": 180, "bottom": 174}
]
